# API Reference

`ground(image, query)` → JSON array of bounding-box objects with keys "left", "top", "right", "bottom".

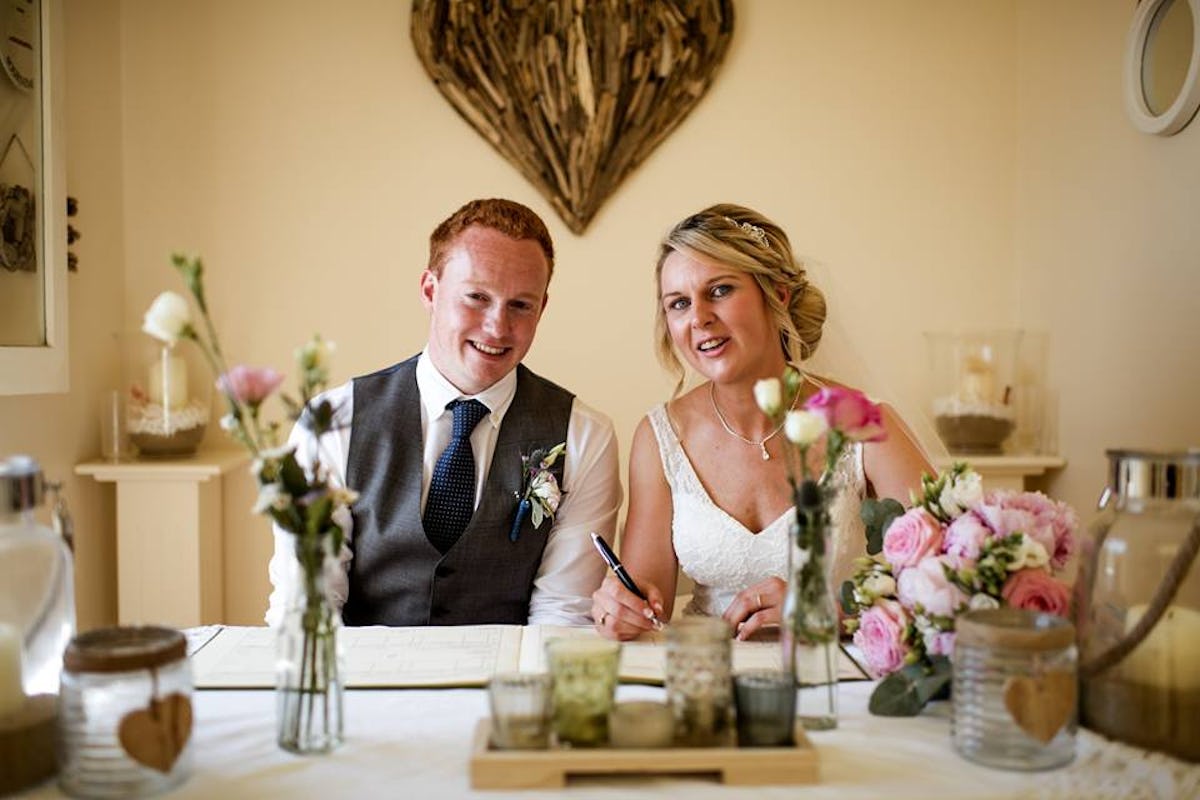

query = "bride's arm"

[
  {"left": 864, "top": 403, "right": 935, "bottom": 501},
  {"left": 592, "top": 416, "right": 678, "bottom": 639}
]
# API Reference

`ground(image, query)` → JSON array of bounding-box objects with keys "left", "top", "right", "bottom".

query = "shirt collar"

[{"left": 415, "top": 350, "right": 517, "bottom": 429}]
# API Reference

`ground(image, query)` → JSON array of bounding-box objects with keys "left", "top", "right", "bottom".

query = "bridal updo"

[{"left": 654, "top": 203, "right": 827, "bottom": 388}]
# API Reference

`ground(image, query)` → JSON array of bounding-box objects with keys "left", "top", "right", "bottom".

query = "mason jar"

[
  {"left": 1076, "top": 449, "right": 1200, "bottom": 762},
  {"left": 58, "top": 626, "right": 193, "bottom": 798},
  {"left": 952, "top": 608, "right": 1076, "bottom": 770}
]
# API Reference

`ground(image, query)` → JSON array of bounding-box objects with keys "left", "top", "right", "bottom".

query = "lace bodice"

[{"left": 647, "top": 403, "right": 866, "bottom": 618}]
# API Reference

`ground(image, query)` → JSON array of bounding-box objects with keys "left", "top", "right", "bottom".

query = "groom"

[{"left": 266, "top": 198, "right": 621, "bottom": 627}]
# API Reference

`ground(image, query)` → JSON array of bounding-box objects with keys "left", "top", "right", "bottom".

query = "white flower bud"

[
  {"left": 141, "top": 291, "right": 192, "bottom": 345},
  {"left": 1012, "top": 534, "right": 1050, "bottom": 571},
  {"left": 784, "top": 410, "right": 828, "bottom": 447},
  {"left": 968, "top": 593, "right": 1000, "bottom": 611},
  {"left": 754, "top": 378, "right": 783, "bottom": 416}
]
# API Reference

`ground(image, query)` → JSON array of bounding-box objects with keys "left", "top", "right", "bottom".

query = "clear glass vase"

[
  {"left": 781, "top": 480, "right": 839, "bottom": 730},
  {"left": 275, "top": 562, "right": 343, "bottom": 754}
]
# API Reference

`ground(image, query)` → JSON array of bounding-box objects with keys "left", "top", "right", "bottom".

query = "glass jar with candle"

[
  {"left": 1076, "top": 449, "right": 1200, "bottom": 762},
  {"left": 124, "top": 335, "right": 210, "bottom": 457},
  {"left": 58, "top": 626, "right": 194, "bottom": 798},
  {"left": 925, "top": 330, "right": 1022, "bottom": 454}
]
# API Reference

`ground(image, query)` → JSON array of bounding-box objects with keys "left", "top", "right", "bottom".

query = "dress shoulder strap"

[{"left": 646, "top": 404, "right": 699, "bottom": 495}]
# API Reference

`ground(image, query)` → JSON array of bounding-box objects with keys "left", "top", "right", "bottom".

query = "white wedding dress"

[{"left": 647, "top": 403, "right": 867, "bottom": 618}]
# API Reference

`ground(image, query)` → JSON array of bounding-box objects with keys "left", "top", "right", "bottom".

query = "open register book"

[{"left": 190, "top": 624, "right": 868, "bottom": 689}]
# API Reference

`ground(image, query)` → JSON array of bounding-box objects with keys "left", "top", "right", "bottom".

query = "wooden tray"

[{"left": 469, "top": 718, "right": 818, "bottom": 789}]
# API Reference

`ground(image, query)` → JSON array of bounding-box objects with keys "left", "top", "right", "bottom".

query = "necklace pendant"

[{"left": 760, "top": 443, "right": 770, "bottom": 461}]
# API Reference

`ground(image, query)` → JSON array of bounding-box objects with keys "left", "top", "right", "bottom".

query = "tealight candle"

[
  {"left": 0, "top": 623, "right": 24, "bottom": 718},
  {"left": 148, "top": 351, "right": 188, "bottom": 410},
  {"left": 608, "top": 701, "right": 674, "bottom": 749}
]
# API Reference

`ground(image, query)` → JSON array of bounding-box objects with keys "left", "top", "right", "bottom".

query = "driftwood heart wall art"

[{"left": 411, "top": 0, "right": 735, "bottom": 234}]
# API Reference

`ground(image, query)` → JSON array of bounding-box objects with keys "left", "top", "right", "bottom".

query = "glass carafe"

[
  {"left": 0, "top": 455, "right": 76, "bottom": 699},
  {"left": 1075, "top": 449, "right": 1199, "bottom": 762}
]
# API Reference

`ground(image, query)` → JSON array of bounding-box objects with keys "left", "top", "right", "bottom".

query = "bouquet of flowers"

[
  {"left": 843, "top": 463, "right": 1078, "bottom": 715},
  {"left": 142, "top": 253, "right": 352, "bottom": 752}
]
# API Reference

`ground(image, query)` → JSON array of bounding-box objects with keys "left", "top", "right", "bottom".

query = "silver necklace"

[{"left": 709, "top": 380, "right": 800, "bottom": 461}]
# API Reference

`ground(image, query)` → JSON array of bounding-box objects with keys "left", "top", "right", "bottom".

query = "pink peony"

[
  {"left": 896, "top": 556, "right": 969, "bottom": 618},
  {"left": 803, "top": 387, "right": 887, "bottom": 443},
  {"left": 853, "top": 599, "right": 911, "bottom": 677},
  {"left": 217, "top": 365, "right": 285, "bottom": 406},
  {"left": 882, "top": 508, "right": 944, "bottom": 571},
  {"left": 943, "top": 511, "right": 992, "bottom": 561},
  {"left": 1001, "top": 568, "right": 1071, "bottom": 616},
  {"left": 976, "top": 490, "right": 1077, "bottom": 571}
]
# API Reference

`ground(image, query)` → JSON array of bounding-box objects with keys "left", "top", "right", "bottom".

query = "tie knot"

[{"left": 448, "top": 398, "right": 489, "bottom": 439}]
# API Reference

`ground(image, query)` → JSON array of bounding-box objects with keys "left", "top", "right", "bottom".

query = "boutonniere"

[{"left": 509, "top": 442, "right": 566, "bottom": 542}]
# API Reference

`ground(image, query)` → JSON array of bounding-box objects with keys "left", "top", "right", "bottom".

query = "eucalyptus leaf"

[
  {"left": 861, "top": 497, "right": 904, "bottom": 555},
  {"left": 868, "top": 659, "right": 952, "bottom": 716}
]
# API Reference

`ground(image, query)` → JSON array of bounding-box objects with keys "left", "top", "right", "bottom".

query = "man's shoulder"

[{"left": 354, "top": 354, "right": 420, "bottom": 387}]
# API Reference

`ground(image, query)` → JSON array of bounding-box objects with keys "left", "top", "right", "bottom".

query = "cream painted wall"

[
  {"left": 0, "top": 0, "right": 124, "bottom": 631},
  {"left": 1015, "top": 0, "right": 1200, "bottom": 515},
  {"left": 30, "top": 2, "right": 1184, "bottom": 628},
  {"left": 111, "top": 0, "right": 1019, "bottom": 622}
]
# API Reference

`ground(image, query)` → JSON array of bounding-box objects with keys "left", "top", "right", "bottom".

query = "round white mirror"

[{"left": 1124, "top": 0, "right": 1200, "bottom": 135}]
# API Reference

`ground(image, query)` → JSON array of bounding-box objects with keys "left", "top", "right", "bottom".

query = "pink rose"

[
  {"left": 923, "top": 629, "right": 956, "bottom": 658},
  {"left": 897, "top": 557, "right": 968, "bottom": 618},
  {"left": 217, "top": 365, "right": 285, "bottom": 406},
  {"left": 853, "top": 599, "right": 910, "bottom": 677},
  {"left": 803, "top": 387, "right": 887, "bottom": 443},
  {"left": 882, "top": 508, "right": 944, "bottom": 571},
  {"left": 1001, "top": 569, "right": 1071, "bottom": 617},
  {"left": 944, "top": 511, "right": 991, "bottom": 561}
]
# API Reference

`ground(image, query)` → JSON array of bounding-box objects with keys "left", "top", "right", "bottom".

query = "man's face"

[{"left": 420, "top": 226, "right": 550, "bottom": 396}]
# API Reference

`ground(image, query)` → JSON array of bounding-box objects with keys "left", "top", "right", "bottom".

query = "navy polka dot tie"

[{"left": 423, "top": 399, "right": 490, "bottom": 554}]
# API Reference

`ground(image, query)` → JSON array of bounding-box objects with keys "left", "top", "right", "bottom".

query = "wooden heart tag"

[
  {"left": 1002, "top": 671, "right": 1076, "bottom": 744},
  {"left": 118, "top": 693, "right": 193, "bottom": 773},
  {"left": 411, "top": 0, "right": 734, "bottom": 234}
]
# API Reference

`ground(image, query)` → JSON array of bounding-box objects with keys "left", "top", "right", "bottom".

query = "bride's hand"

[
  {"left": 723, "top": 577, "right": 786, "bottom": 641},
  {"left": 591, "top": 574, "right": 665, "bottom": 641}
]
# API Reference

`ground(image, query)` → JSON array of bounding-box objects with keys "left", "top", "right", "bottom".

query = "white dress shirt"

[{"left": 266, "top": 351, "right": 622, "bottom": 627}]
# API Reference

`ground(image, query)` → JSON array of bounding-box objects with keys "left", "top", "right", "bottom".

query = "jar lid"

[
  {"left": 1106, "top": 449, "right": 1200, "bottom": 502},
  {"left": 955, "top": 608, "right": 1075, "bottom": 651},
  {"left": 63, "top": 626, "right": 186, "bottom": 673},
  {"left": 0, "top": 455, "right": 43, "bottom": 514}
]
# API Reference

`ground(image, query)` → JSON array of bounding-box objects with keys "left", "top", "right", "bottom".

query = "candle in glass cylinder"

[
  {"left": 0, "top": 623, "right": 24, "bottom": 717},
  {"left": 148, "top": 351, "right": 188, "bottom": 410}
]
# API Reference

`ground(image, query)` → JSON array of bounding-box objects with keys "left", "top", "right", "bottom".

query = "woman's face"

[{"left": 659, "top": 249, "right": 783, "bottom": 385}]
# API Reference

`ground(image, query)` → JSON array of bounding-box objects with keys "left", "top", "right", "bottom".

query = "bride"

[{"left": 592, "top": 204, "right": 933, "bottom": 641}]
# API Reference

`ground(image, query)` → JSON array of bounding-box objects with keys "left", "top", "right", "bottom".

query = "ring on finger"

[{"left": 599, "top": 611, "right": 609, "bottom": 627}]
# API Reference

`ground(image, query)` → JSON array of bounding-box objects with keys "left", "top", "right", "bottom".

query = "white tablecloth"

[{"left": 24, "top": 681, "right": 1200, "bottom": 799}]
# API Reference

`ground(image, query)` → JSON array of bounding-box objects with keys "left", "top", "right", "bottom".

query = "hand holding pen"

[{"left": 590, "top": 532, "right": 666, "bottom": 636}]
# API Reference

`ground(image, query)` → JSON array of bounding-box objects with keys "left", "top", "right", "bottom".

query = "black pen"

[{"left": 590, "top": 532, "right": 665, "bottom": 630}]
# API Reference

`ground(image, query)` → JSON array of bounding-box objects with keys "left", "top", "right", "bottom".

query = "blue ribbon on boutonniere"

[{"left": 510, "top": 442, "right": 566, "bottom": 542}]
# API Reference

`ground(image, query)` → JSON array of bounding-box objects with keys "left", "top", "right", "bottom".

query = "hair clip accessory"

[{"left": 723, "top": 216, "right": 771, "bottom": 251}]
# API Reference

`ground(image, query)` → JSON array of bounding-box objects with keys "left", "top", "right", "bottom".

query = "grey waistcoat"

[{"left": 341, "top": 356, "right": 574, "bottom": 626}]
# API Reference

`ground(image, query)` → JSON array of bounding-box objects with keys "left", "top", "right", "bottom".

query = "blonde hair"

[{"left": 654, "top": 203, "right": 826, "bottom": 394}]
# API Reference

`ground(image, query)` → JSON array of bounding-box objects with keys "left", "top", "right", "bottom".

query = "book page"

[
  {"left": 519, "top": 625, "right": 867, "bottom": 683},
  {"left": 191, "top": 625, "right": 523, "bottom": 689}
]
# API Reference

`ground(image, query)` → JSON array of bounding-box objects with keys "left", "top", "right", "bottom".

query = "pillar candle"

[
  {"left": 0, "top": 622, "right": 24, "bottom": 717},
  {"left": 148, "top": 352, "right": 189, "bottom": 410}
]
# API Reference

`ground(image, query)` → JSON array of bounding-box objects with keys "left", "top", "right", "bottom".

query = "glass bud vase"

[
  {"left": 781, "top": 479, "right": 839, "bottom": 730},
  {"left": 276, "top": 555, "right": 344, "bottom": 754}
]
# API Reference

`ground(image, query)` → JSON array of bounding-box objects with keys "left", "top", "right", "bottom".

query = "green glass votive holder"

[
  {"left": 734, "top": 669, "right": 796, "bottom": 747},
  {"left": 487, "top": 672, "right": 553, "bottom": 750},
  {"left": 609, "top": 700, "right": 675, "bottom": 748},
  {"left": 545, "top": 638, "right": 621, "bottom": 747},
  {"left": 665, "top": 617, "right": 734, "bottom": 747}
]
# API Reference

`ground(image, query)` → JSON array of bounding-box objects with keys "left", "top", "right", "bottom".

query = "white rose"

[
  {"left": 530, "top": 471, "right": 562, "bottom": 514},
  {"left": 1012, "top": 534, "right": 1050, "bottom": 571},
  {"left": 784, "top": 409, "right": 828, "bottom": 447},
  {"left": 968, "top": 593, "right": 1000, "bottom": 611},
  {"left": 142, "top": 291, "right": 192, "bottom": 345},
  {"left": 754, "top": 378, "right": 782, "bottom": 416},
  {"left": 938, "top": 470, "right": 983, "bottom": 519},
  {"left": 861, "top": 572, "right": 897, "bottom": 599}
]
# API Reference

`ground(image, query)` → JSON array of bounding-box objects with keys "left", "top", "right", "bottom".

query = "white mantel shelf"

[
  {"left": 933, "top": 454, "right": 1067, "bottom": 491},
  {"left": 76, "top": 449, "right": 250, "bottom": 627}
]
